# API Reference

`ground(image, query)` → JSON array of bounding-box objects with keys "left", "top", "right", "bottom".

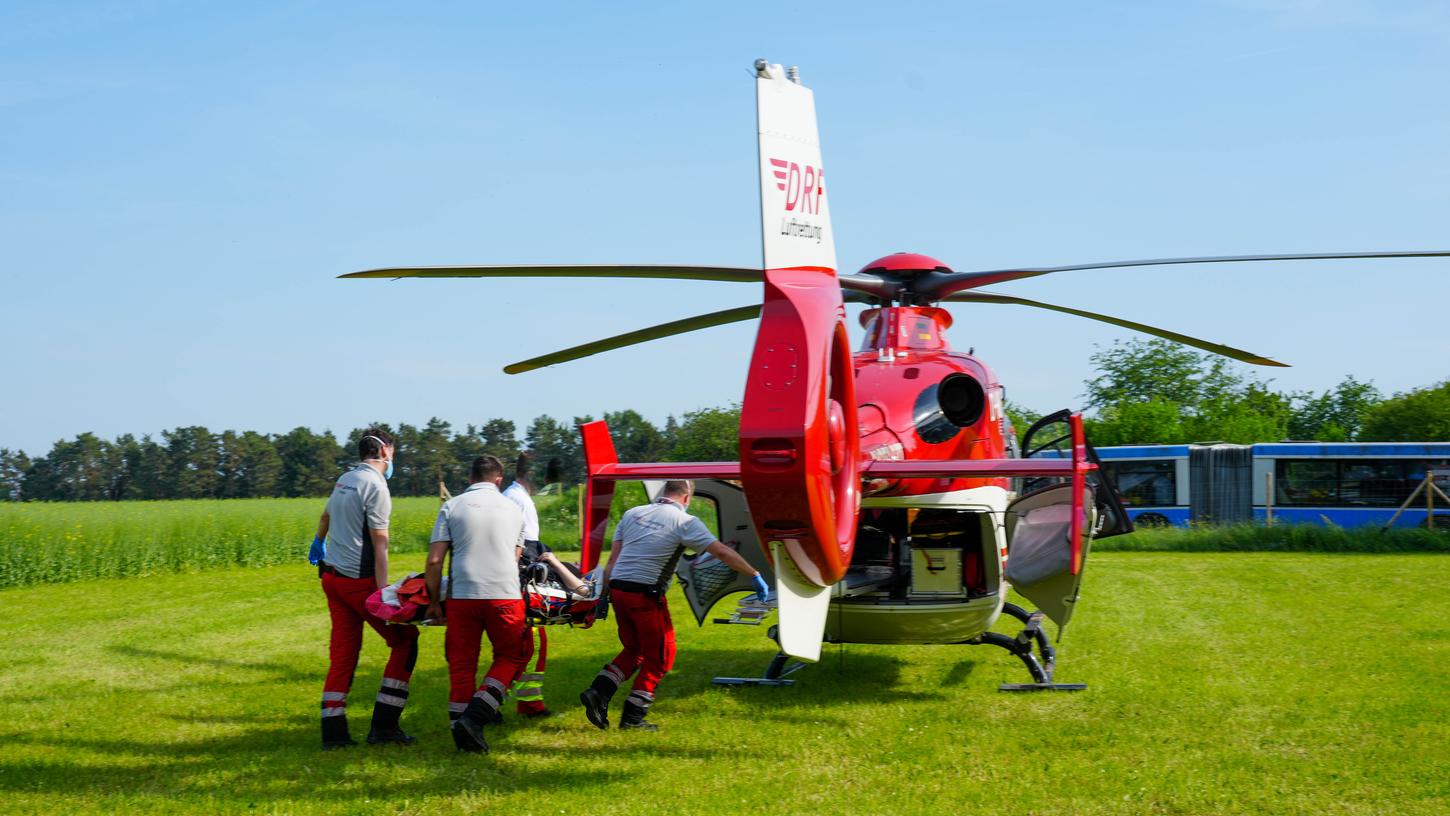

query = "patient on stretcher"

[{"left": 365, "top": 565, "right": 602, "bottom": 628}]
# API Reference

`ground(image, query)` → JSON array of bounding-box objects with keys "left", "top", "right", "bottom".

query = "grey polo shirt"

[
  {"left": 610, "top": 498, "right": 716, "bottom": 590},
  {"left": 323, "top": 463, "right": 391, "bottom": 579},
  {"left": 431, "top": 482, "right": 525, "bottom": 600}
]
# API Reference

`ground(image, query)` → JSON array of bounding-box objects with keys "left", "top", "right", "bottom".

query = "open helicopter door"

[
  {"left": 1004, "top": 411, "right": 1131, "bottom": 632},
  {"left": 674, "top": 479, "right": 774, "bottom": 624},
  {"left": 1004, "top": 483, "right": 1094, "bottom": 632},
  {"left": 740, "top": 60, "right": 850, "bottom": 665}
]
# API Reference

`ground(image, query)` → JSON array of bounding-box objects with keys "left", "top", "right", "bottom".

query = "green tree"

[
  {"left": 668, "top": 405, "right": 741, "bottom": 462},
  {"left": 603, "top": 409, "right": 668, "bottom": 463},
  {"left": 1081, "top": 338, "right": 1303, "bottom": 445},
  {"left": 386, "top": 418, "right": 460, "bottom": 497},
  {"left": 23, "top": 433, "right": 118, "bottom": 501},
  {"left": 0, "top": 448, "right": 30, "bottom": 501},
  {"left": 1288, "top": 376, "right": 1382, "bottom": 441},
  {"left": 476, "top": 418, "right": 523, "bottom": 464},
  {"left": 1084, "top": 399, "right": 1189, "bottom": 446},
  {"left": 1187, "top": 383, "right": 1293, "bottom": 443},
  {"left": 119, "top": 435, "right": 170, "bottom": 500},
  {"left": 1359, "top": 381, "right": 1450, "bottom": 441},
  {"left": 161, "top": 426, "right": 220, "bottom": 499},
  {"left": 525, "top": 415, "right": 589, "bottom": 485},
  {"left": 1084, "top": 339, "right": 1244, "bottom": 410},
  {"left": 1003, "top": 398, "right": 1042, "bottom": 447},
  {"left": 218, "top": 430, "right": 283, "bottom": 498},
  {"left": 275, "top": 427, "right": 345, "bottom": 497}
]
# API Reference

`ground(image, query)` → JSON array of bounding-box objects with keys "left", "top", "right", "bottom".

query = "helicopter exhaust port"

[
  {"left": 936, "top": 373, "right": 986, "bottom": 428},
  {"left": 913, "top": 372, "right": 988, "bottom": 445}
]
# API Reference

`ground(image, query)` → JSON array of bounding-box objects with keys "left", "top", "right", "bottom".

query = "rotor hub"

[{"left": 857, "top": 252, "right": 954, "bottom": 278}]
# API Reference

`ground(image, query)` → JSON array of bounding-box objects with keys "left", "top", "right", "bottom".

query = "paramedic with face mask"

[{"left": 312, "top": 427, "right": 419, "bottom": 749}]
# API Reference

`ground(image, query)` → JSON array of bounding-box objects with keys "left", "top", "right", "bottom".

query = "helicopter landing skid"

[
  {"left": 713, "top": 625, "right": 807, "bottom": 686},
  {"left": 970, "top": 602, "right": 1086, "bottom": 692},
  {"left": 713, "top": 651, "right": 807, "bottom": 686}
]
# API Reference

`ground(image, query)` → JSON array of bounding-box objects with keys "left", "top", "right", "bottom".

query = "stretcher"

[{"left": 364, "top": 567, "right": 603, "bottom": 629}]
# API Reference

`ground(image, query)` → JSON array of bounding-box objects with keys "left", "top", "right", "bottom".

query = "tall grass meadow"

[{"left": 2, "top": 482, "right": 1442, "bottom": 589}]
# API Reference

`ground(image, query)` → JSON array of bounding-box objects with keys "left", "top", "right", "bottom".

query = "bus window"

[
  {"left": 1275, "top": 460, "right": 1338, "bottom": 506},
  {"left": 1101, "top": 460, "right": 1177, "bottom": 507},
  {"left": 1339, "top": 460, "right": 1410, "bottom": 506}
]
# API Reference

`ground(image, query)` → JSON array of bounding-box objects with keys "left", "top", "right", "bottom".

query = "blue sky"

[{"left": 3, "top": 1, "right": 1448, "bottom": 454}]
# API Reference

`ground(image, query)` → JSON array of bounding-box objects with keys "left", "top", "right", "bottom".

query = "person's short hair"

[
  {"left": 662, "top": 479, "right": 693, "bottom": 498},
  {"left": 471, "top": 454, "right": 505, "bottom": 482},
  {"left": 513, "top": 453, "right": 532, "bottom": 484},
  {"left": 545, "top": 458, "right": 562, "bottom": 485},
  {"left": 359, "top": 427, "right": 393, "bottom": 460}
]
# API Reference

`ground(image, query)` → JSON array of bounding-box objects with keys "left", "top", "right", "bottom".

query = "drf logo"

[{"left": 769, "top": 158, "right": 824, "bottom": 214}]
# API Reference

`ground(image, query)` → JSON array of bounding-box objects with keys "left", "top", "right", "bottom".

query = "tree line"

[
  {"left": 0, "top": 408, "right": 742, "bottom": 502},
  {"left": 3, "top": 339, "right": 1447, "bottom": 502}
]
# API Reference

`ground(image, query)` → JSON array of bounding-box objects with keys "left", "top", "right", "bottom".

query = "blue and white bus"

[{"left": 1091, "top": 442, "right": 1450, "bottom": 528}]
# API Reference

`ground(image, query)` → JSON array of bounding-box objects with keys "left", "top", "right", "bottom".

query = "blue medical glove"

[
  {"left": 594, "top": 591, "right": 611, "bottom": 621},
  {"left": 751, "top": 573, "right": 771, "bottom": 602},
  {"left": 309, "top": 536, "right": 327, "bottom": 566}
]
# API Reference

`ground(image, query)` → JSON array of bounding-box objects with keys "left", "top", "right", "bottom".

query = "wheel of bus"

[{"left": 1135, "top": 513, "right": 1171, "bottom": 528}]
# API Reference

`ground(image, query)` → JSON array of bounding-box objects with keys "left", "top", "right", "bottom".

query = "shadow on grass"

[
  {"left": 0, "top": 627, "right": 1025, "bottom": 807},
  {"left": 0, "top": 724, "right": 629, "bottom": 805},
  {"left": 111, "top": 643, "right": 318, "bottom": 684}
]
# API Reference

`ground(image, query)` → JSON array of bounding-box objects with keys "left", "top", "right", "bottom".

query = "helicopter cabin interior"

[
  {"left": 673, "top": 479, "right": 1011, "bottom": 627},
  {"left": 836, "top": 507, "right": 1002, "bottom": 603}
]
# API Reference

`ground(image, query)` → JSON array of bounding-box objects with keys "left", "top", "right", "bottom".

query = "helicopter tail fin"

[
  {"left": 755, "top": 60, "right": 837, "bottom": 273},
  {"left": 770, "top": 541, "right": 831, "bottom": 662}
]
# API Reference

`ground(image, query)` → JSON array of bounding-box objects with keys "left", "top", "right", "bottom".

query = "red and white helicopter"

[{"left": 346, "top": 60, "right": 1449, "bottom": 690}]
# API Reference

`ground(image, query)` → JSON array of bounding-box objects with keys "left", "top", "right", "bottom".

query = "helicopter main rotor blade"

[
  {"left": 341, "top": 264, "right": 764, "bottom": 282},
  {"left": 503, "top": 304, "right": 762, "bottom": 374},
  {"left": 945, "top": 291, "right": 1288, "bottom": 367},
  {"left": 925, "top": 250, "right": 1450, "bottom": 299}
]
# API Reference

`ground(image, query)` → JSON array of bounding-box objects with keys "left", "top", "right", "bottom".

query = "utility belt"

[
  {"left": 608, "top": 543, "right": 686, "bottom": 600},
  {"left": 318, "top": 563, "right": 370, "bottom": 581},
  {"left": 609, "top": 579, "right": 667, "bottom": 599}
]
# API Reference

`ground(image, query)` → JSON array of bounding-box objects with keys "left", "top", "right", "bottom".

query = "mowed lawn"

[{"left": 2, "top": 553, "right": 1448, "bottom": 815}]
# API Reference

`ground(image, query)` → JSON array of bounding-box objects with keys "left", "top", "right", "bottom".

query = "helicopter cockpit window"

[{"left": 859, "top": 315, "right": 883, "bottom": 351}]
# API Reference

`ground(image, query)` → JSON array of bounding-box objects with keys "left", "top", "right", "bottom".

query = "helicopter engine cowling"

[{"left": 854, "top": 305, "right": 1012, "bottom": 498}]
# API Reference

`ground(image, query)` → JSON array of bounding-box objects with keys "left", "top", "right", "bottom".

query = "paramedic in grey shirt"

[
  {"left": 578, "top": 479, "right": 768, "bottom": 732},
  {"left": 312, "top": 427, "right": 419, "bottom": 750}
]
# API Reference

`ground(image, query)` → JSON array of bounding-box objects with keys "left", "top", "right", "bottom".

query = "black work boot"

[
  {"left": 579, "top": 670, "right": 620, "bottom": 730},
  {"left": 451, "top": 694, "right": 499, "bottom": 753},
  {"left": 321, "top": 714, "right": 357, "bottom": 750},
  {"left": 619, "top": 694, "right": 658, "bottom": 732},
  {"left": 451, "top": 715, "right": 488, "bottom": 753},
  {"left": 366, "top": 700, "right": 415, "bottom": 746}
]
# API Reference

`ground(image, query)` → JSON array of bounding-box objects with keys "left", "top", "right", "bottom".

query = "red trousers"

[
  {"left": 445, "top": 599, "right": 534, "bottom": 710},
  {"left": 607, "top": 589, "right": 676, "bottom": 695},
  {"left": 321, "top": 571, "right": 418, "bottom": 716}
]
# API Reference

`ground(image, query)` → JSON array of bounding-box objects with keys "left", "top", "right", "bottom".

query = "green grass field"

[{"left": 4, "top": 550, "right": 1448, "bottom": 815}]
